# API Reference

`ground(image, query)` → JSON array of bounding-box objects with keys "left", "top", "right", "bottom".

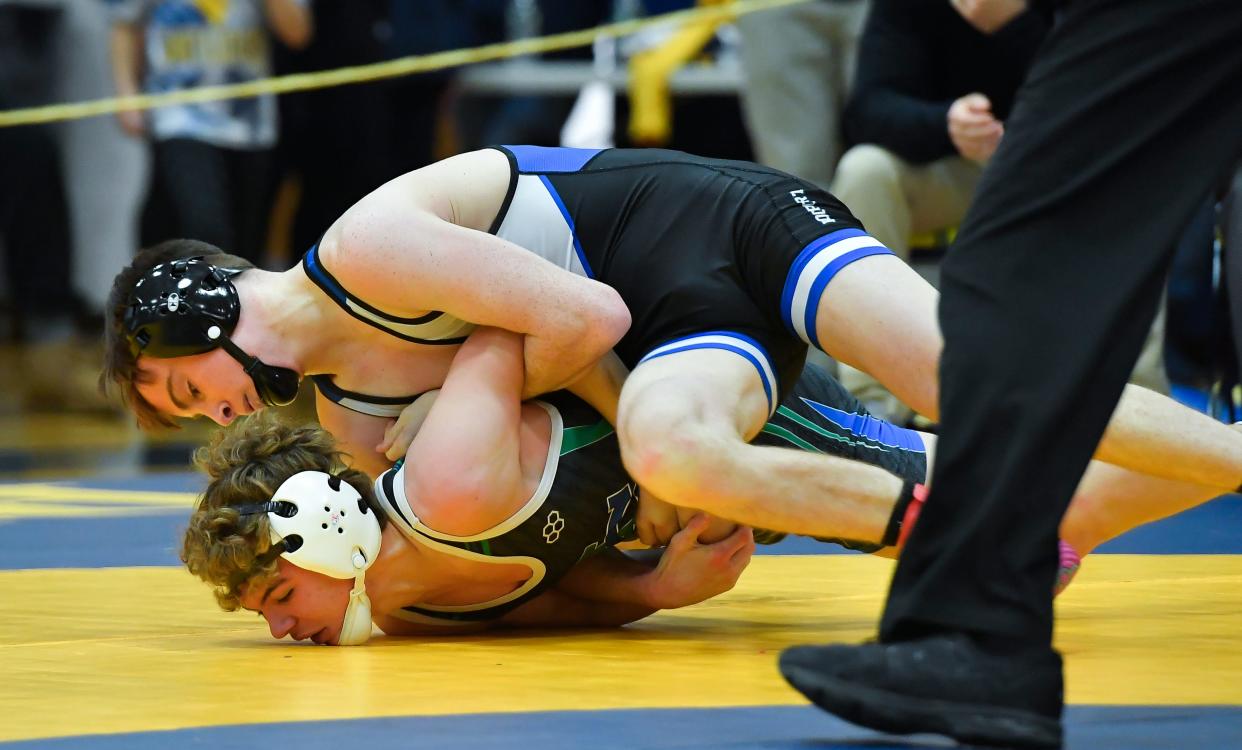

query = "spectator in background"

[
  {"left": 1224, "top": 166, "right": 1242, "bottom": 408},
  {"left": 737, "top": 0, "right": 868, "bottom": 191},
  {"left": 834, "top": 0, "right": 1046, "bottom": 259},
  {"left": 829, "top": 0, "right": 1048, "bottom": 423},
  {"left": 1164, "top": 173, "right": 1242, "bottom": 421},
  {"left": 274, "top": 0, "right": 394, "bottom": 255},
  {"left": 106, "top": 0, "right": 313, "bottom": 267},
  {"left": 384, "top": 0, "right": 488, "bottom": 171},
  {"left": 475, "top": 0, "right": 614, "bottom": 148},
  {"left": 0, "top": 1, "right": 108, "bottom": 411}
]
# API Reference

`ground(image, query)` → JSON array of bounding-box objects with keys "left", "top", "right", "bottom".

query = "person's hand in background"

[
  {"left": 948, "top": 93, "right": 1003, "bottom": 164},
  {"left": 950, "top": 0, "right": 1028, "bottom": 34}
]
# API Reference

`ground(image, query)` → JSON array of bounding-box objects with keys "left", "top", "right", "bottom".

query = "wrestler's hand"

[
  {"left": 636, "top": 488, "right": 681, "bottom": 547},
  {"left": 644, "top": 515, "right": 755, "bottom": 609},
  {"left": 375, "top": 391, "right": 440, "bottom": 462}
]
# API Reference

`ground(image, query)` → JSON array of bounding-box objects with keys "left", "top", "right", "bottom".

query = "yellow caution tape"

[
  {"left": 628, "top": 0, "right": 735, "bottom": 144},
  {"left": 0, "top": 0, "right": 810, "bottom": 129}
]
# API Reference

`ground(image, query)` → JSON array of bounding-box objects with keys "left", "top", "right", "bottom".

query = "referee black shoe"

[{"left": 779, "top": 633, "right": 1064, "bottom": 749}]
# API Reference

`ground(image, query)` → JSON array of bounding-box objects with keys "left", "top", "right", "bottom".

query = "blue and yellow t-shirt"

[{"left": 105, "top": 0, "right": 304, "bottom": 148}]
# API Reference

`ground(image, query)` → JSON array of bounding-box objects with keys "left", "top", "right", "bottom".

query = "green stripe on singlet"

[
  {"left": 774, "top": 405, "right": 889, "bottom": 452},
  {"left": 759, "top": 423, "right": 823, "bottom": 453},
  {"left": 560, "top": 420, "right": 615, "bottom": 456}
]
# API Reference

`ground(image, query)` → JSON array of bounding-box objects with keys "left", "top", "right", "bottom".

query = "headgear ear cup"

[
  {"left": 126, "top": 257, "right": 301, "bottom": 407},
  {"left": 215, "top": 334, "right": 301, "bottom": 407},
  {"left": 255, "top": 365, "right": 301, "bottom": 407},
  {"left": 238, "top": 471, "right": 383, "bottom": 644}
]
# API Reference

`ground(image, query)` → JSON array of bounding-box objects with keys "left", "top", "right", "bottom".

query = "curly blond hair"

[{"left": 181, "top": 412, "right": 384, "bottom": 610}]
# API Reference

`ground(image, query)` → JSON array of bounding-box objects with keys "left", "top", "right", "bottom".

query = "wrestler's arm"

[
  {"left": 321, "top": 150, "right": 631, "bottom": 400},
  {"left": 499, "top": 519, "right": 755, "bottom": 629},
  {"left": 402, "top": 326, "right": 528, "bottom": 534},
  {"left": 563, "top": 349, "right": 629, "bottom": 426},
  {"left": 498, "top": 588, "right": 658, "bottom": 629},
  {"left": 376, "top": 348, "right": 631, "bottom": 466},
  {"left": 371, "top": 584, "right": 654, "bottom": 634},
  {"left": 372, "top": 613, "right": 491, "bottom": 636},
  {"left": 370, "top": 561, "right": 659, "bottom": 633},
  {"left": 372, "top": 592, "right": 651, "bottom": 633},
  {"left": 373, "top": 522, "right": 753, "bottom": 634},
  {"left": 554, "top": 516, "right": 755, "bottom": 610}
]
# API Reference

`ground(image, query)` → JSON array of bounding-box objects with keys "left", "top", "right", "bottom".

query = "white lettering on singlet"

[{"left": 790, "top": 189, "right": 836, "bottom": 226}]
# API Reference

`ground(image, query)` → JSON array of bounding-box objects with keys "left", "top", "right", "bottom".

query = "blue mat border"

[{"left": 3, "top": 705, "right": 1240, "bottom": 750}]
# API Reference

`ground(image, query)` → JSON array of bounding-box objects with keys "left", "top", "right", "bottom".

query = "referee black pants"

[{"left": 879, "top": 0, "right": 1242, "bottom": 648}]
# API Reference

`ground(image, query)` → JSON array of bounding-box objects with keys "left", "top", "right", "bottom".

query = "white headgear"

[{"left": 253, "top": 470, "right": 383, "bottom": 645}]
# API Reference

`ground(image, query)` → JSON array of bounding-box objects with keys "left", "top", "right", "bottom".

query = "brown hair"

[
  {"left": 100, "top": 239, "right": 255, "bottom": 429},
  {"left": 181, "top": 412, "right": 385, "bottom": 611}
]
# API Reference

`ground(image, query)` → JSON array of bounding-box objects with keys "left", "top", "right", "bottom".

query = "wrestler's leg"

[
  {"left": 806, "top": 252, "right": 942, "bottom": 420},
  {"left": 616, "top": 336, "right": 903, "bottom": 540},
  {"left": 1091, "top": 384, "right": 1242, "bottom": 494},
  {"left": 800, "top": 248, "right": 1242, "bottom": 490},
  {"left": 916, "top": 430, "right": 1222, "bottom": 556},
  {"left": 1060, "top": 461, "right": 1223, "bottom": 556}
]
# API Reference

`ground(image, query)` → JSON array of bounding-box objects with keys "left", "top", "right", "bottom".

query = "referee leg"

[{"left": 881, "top": 0, "right": 1242, "bottom": 646}]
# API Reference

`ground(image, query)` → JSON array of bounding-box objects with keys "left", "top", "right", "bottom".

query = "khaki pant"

[
  {"left": 737, "top": 0, "right": 869, "bottom": 189},
  {"left": 833, "top": 144, "right": 982, "bottom": 260}
]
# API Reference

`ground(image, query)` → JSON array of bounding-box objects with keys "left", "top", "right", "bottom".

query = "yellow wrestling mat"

[
  {"left": 2, "top": 473, "right": 1240, "bottom": 748},
  {"left": 3, "top": 554, "right": 1240, "bottom": 743}
]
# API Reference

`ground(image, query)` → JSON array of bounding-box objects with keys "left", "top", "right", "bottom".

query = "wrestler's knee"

[
  {"left": 618, "top": 391, "right": 738, "bottom": 503},
  {"left": 617, "top": 389, "right": 695, "bottom": 492}
]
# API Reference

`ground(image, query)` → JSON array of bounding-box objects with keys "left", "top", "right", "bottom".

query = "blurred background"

[{"left": 1, "top": 0, "right": 1240, "bottom": 481}]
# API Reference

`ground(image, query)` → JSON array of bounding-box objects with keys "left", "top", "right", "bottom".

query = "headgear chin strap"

[
  {"left": 239, "top": 471, "right": 383, "bottom": 645},
  {"left": 123, "top": 257, "right": 300, "bottom": 406}
]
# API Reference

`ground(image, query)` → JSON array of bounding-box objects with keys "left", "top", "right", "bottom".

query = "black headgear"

[{"left": 123, "top": 257, "right": 301, "bottom": 407}]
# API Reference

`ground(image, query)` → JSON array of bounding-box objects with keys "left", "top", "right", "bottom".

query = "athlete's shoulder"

[{"left": 428, "top": 148, "right": 513, "bottom": 180}]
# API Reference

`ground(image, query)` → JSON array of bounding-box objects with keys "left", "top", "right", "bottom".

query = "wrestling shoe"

[
  {"left": 892, "top": 486, "right": 1081, "bottom": 597},
  {"left": 780, "top": 633, "right": 1064, "bottom": 749},
  {"left": 1054, "top": 540, "right": 1081, "bottom": 598}
]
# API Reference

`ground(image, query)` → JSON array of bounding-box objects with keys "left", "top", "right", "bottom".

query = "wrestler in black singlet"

[{"left": 370, "top": 364, "right": 926, "bottom": 624}]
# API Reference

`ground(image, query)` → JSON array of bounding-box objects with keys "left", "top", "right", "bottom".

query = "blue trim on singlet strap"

[
  {"left": 302, "top": 245, "right": 441, "bottom": 325},
  {"left": 638, "top": 331, "right": 776, "bottom": 416},
  {"left": 537, "top": 174, "right": 595, "bottom": 279},
  {"left": 505, "top": 145, "right": 603, "bottom": 173},
  {"left": 779, "top": 228, "right": 893, "bottom": 350},
  {"left": 799, "top": 397, "right": 926, "bottom": 453},
  {"left": 309, "top": 374, "right": 423, "bottom": 417},
  {"left": 302, "top": 244, "right": 470, "bottom": 346}
]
